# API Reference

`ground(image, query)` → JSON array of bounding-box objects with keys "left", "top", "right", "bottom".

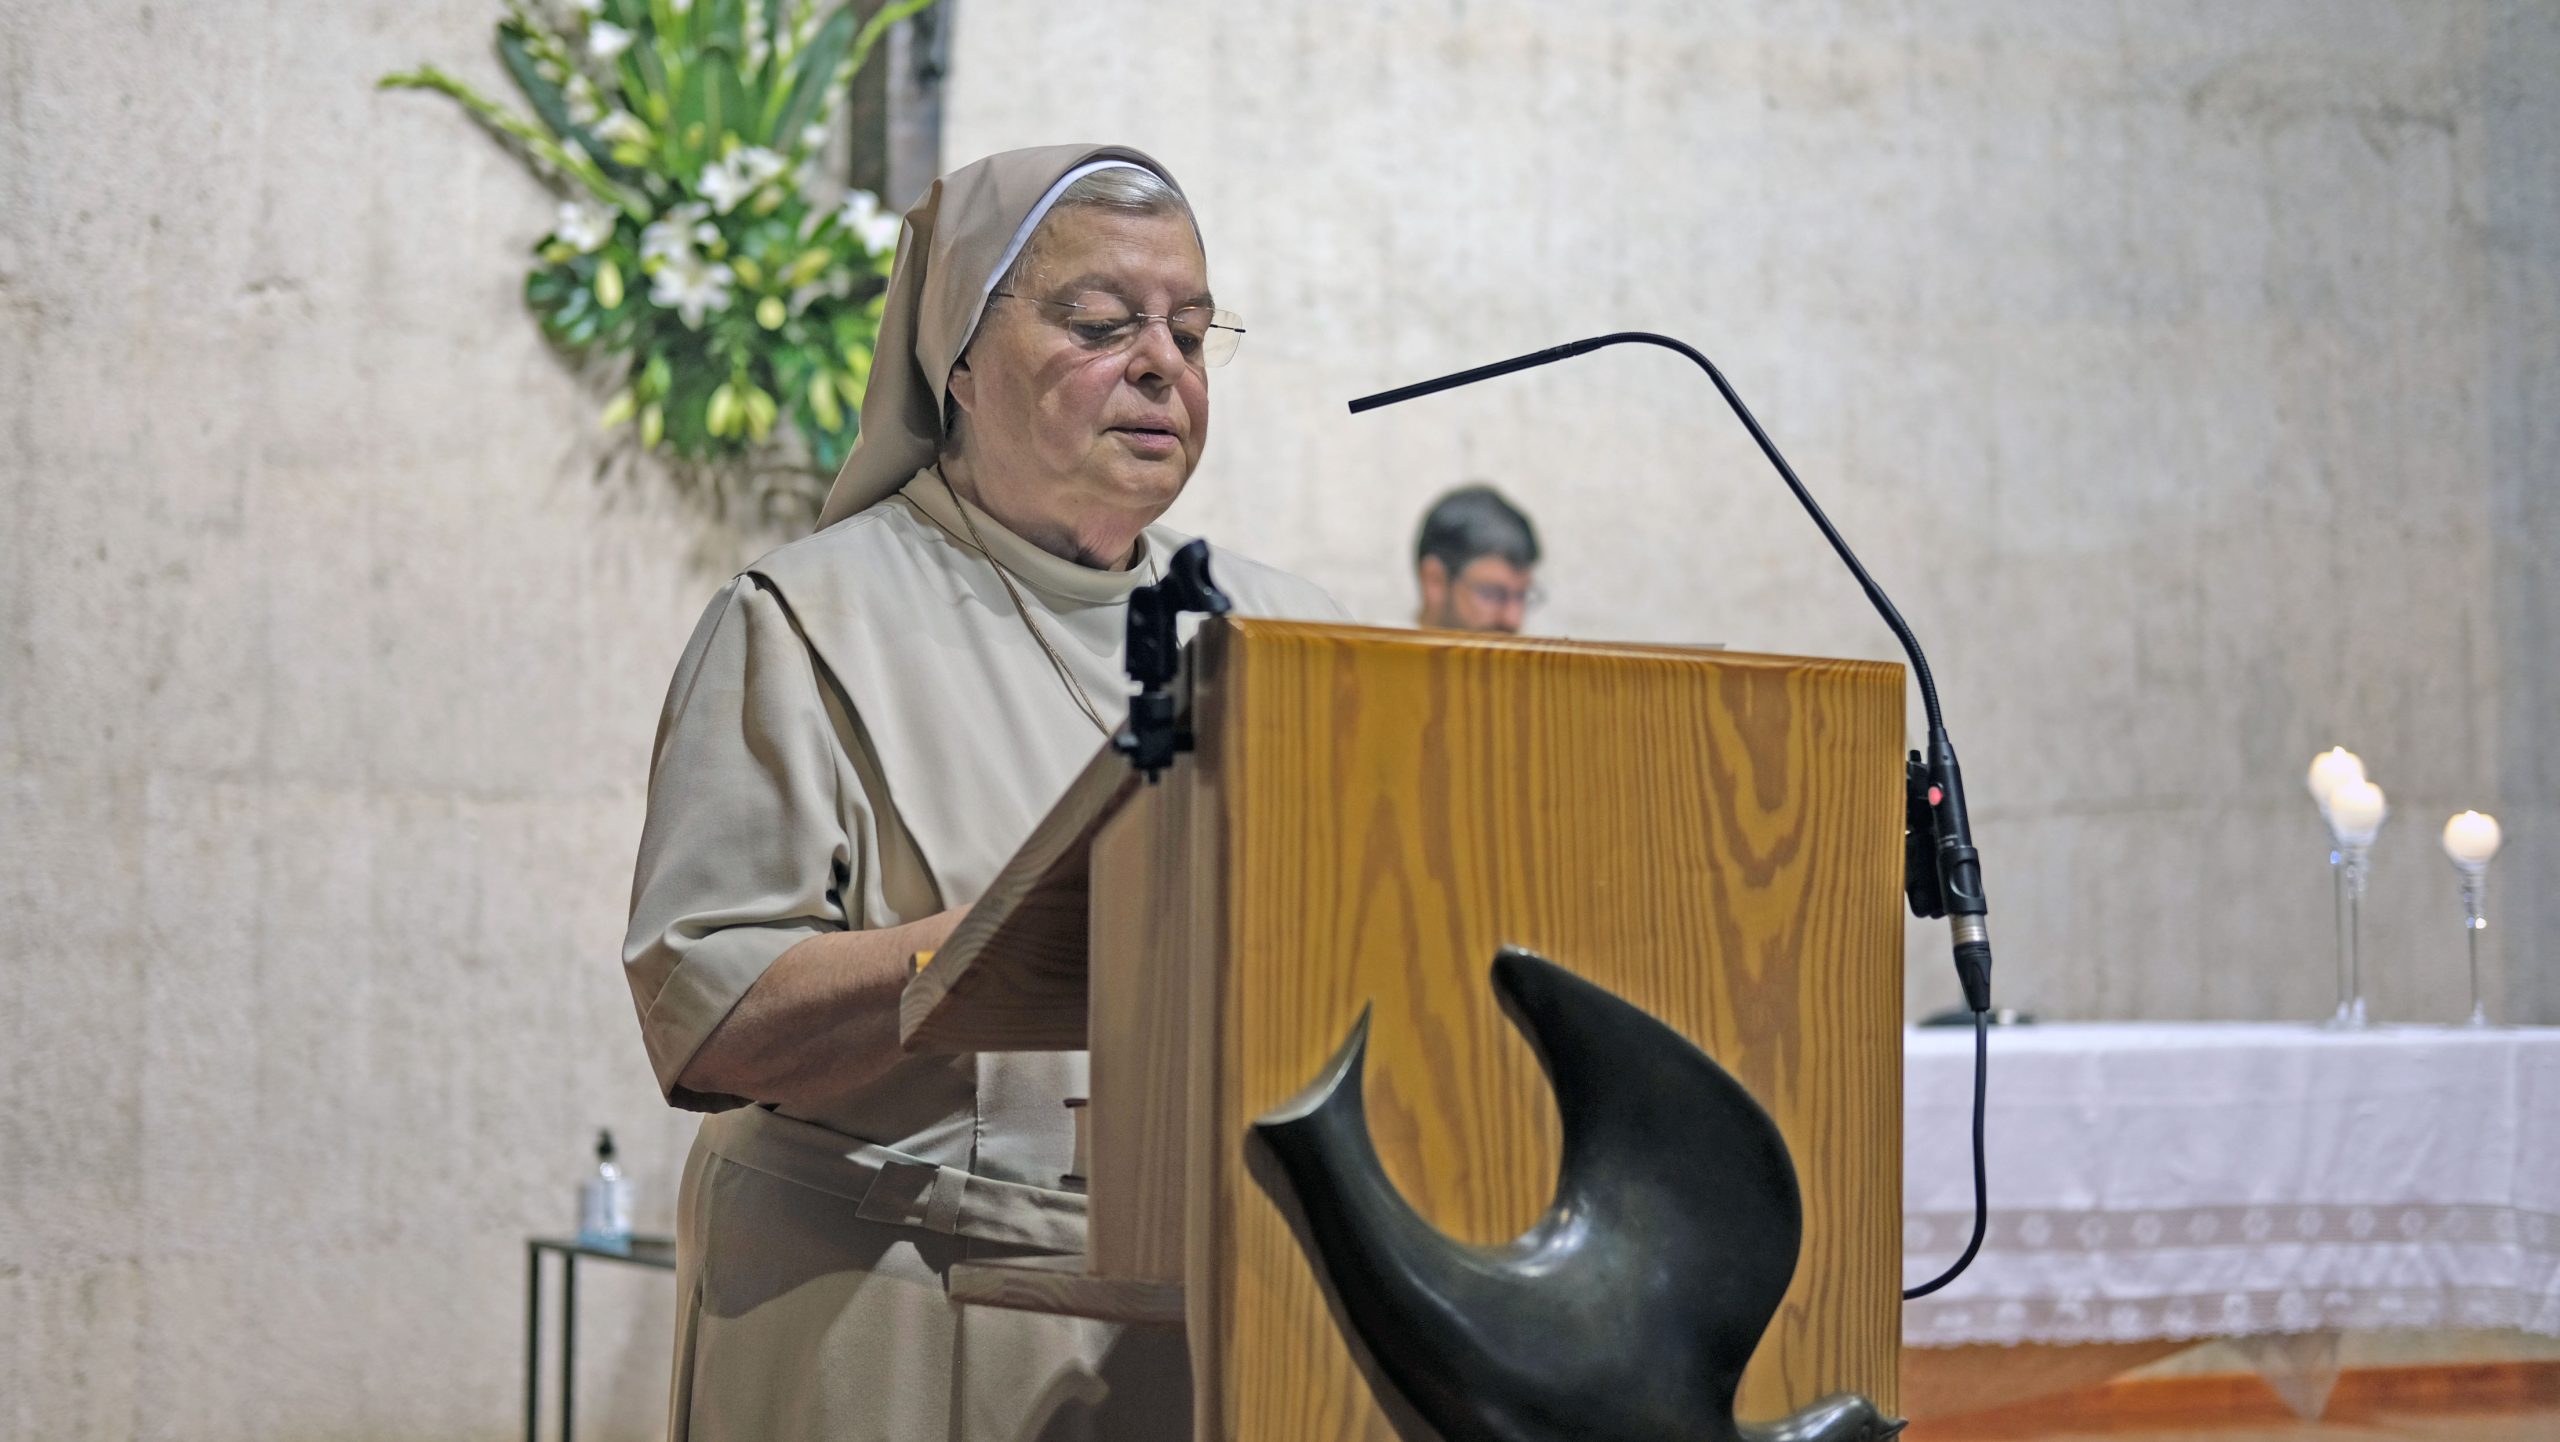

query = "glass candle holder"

[
  {"left": 2327, "top": 843, "right": 2371, "bottom": 1030},
  {"left": 2307, "top": 749, "right": 2369, "bottom": 1027},
  {"left": 2459, "top": 869, "right": 2489, "bottom": 1027},
  {"left": 2443, "top": 811, "right": 2501, "bottom": 1028},
  {"left": 2323, "top": 778, "right": 2387, "bottom": 1029}
]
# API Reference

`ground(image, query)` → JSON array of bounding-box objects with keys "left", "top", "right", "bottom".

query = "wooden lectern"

[{"left": 902, "top": 620, "right": 1905, "bottom": 1439}]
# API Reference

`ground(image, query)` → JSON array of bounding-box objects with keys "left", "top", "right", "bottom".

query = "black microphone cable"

[
  {"left": 1903, "top": 1010, "right": 1988, "bottom": 1300},
  {"left": 1352, "top": 332, "right": 1992, "bottom": 1300}
]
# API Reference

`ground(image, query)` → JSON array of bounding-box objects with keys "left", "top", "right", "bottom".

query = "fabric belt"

[{"left": 701, "top": 1105, "right": 1088, "bottom": 1256}]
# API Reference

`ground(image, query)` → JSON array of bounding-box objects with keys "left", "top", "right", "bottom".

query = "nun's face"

[{"left": 945, "top": 205, "right": 1212, "bottom": 566}]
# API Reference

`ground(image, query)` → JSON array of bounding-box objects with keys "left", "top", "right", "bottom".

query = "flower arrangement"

[{"left": 383, "top": 0, "right": 935, "bottom": 525}]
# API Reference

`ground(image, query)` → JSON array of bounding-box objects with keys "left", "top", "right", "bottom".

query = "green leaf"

[
  {"left": 768, "top": 0, "right": 937, "bottom": 145},
  {"left": 807, "top": 368, "right": 842, "bottom": 430},
  {"left": 497, "top": 29, "right": 591, "bottom": 159},
  {"left": 741, "top": 384, "right": 778, "bottom": 440},
  {"left": 379, "top": 64, "right": 645, "bottom": 214},
  {"left": 600, "top": 388, "right": 638, "bottom": 429},
  {"left": 842, "top": 0, "right": 937, "bottom": 93},
  {"left": 652, "top": 0, "right": 698, "bottom": 46},
  {"left": 708, "top": 0, "right": 748, "bottom": 51},
  {"left": 676, "top": 49, "right": 746, "bottom": 161},
  {"left": 765, "top": 2, "right": 853, "bottom": 146},
  {"left": 788, "top": 246, "right": 832, "bottom": 285},
  {"left": 761, "top": 0, "right": 794, "bottom": 74},
  {"left": 624, "top": 41, "right": 671, "bottom": 124}
]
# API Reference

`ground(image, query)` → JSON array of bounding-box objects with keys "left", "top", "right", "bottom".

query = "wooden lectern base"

[{"left": 948, "top": 1255, "right": 1186, "bottom": 1328}]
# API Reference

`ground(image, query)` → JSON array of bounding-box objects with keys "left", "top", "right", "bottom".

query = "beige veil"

[{"left": 815, "top": 143, "right": 1189, "bottom": 531}]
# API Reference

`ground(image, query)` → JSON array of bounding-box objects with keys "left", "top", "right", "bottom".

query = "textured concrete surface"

[
  {"left": 2, "top": 2, "right": 706, "bottom": 1438},
  {"left": 2, "top": 2, "right": 2554, "bottom": 1439}
]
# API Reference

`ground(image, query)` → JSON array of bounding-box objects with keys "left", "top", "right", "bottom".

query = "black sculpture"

[{"left": 1245, "top": 948, "right": 1904, "bottom": 1442}]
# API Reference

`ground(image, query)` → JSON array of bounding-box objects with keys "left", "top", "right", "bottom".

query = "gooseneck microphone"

[{"left": 1352, "top": 332, "right": 1993, "bottom": 1299}]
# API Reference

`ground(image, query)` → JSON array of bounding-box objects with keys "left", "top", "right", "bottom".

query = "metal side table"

[{"left": 525, "top": 1235, "right": 677, "bottom": 1442}]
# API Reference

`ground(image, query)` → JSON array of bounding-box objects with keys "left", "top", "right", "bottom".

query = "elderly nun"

[{"left": 622, "top": 144, "right": 1343, "bottom": 1441}]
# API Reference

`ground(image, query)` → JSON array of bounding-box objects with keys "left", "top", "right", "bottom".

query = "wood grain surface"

[
  {"left": 1934, "top": 1360, "right": 2560, "bottom": 1439},
  {"left": 1902, "top": 1341, "right": 2192, "bottom": 1421},
  {"left": 946, "top": 1253, "right": 1186, "bottom": 1327},
  {"left": 1087, "top": 772, "right": 1216, "bottom": 1283},
  {"left": 1187, "top": 620, "right": 1906, "bottom": 1440}
]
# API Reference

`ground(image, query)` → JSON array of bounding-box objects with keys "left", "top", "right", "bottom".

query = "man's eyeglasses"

[
  {"left": 992, "top": 290, "right": 1247, "bottom": 369},
  {"left": 1463, "top": 578, "right": 1544, "bottom": 611}
]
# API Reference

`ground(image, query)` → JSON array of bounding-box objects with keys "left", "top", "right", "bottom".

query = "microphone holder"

[{"left": 1116, "top": 538, "right": 1232, "bottom": 781}]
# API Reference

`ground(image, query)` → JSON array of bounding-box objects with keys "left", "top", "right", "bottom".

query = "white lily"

[
  {"left": 650, "top": 252, "right": 735, "bottom": 328},
  {"left": 588, "top": 20, "right": 634, "bottom": 61},
  {"left": 697, "top": 160, "right": 752, "bottom": 215},
  {"left": 564, "top": 74, "right": 603, "bottom": 125},
  {"left": 594, "top": 111, "right": 650, "bottom": 146},
  {"left": 640, "top": 202, "right": 717, "bottom": 266},
  {"left": 699, "top": 147, "right": 785, "bottom": 214},
  {"left": 554, "top": 199, "right": 616, "bottom": 253},
  {"left": 837, "top": 189, "right": 900, "bottom": 253},
  {"left": 639, "top": 221, "right": 688, "bottom": 265}
]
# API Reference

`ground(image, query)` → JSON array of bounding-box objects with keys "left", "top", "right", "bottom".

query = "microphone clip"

[
  {"left": 1116, "top": 538, "right": 1233, "bottom": 782},
  {"left": 1902, "top": 752, "right": 1948, "bottom": 920},
  {"left": 1905, "top": 730, "right": 1993, "bottom": 1013}
]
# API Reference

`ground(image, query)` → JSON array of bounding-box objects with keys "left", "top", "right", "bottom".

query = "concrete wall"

[
  {"left": 2483, "top": 0, "right": 2560, "bottom": 1027},
  {"left": 2, "top": 2, "right": 2551, "bottom": 1439},
  {"left": 2, "top": 2, "right": 706, "bottom": 1437}
]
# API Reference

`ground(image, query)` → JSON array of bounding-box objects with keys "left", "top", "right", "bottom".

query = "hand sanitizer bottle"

[{"left": 578, "top": 1129, "right": 632, "bottom": 1249}]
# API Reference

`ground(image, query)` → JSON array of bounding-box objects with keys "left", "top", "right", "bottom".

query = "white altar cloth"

[{"left": 1901, "top": 1023, "right": 2560, "bottom": 1347}]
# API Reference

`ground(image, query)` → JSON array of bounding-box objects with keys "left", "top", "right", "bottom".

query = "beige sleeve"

[{"left": 623, "top": 577, "right": 856, "bottom": 1111}]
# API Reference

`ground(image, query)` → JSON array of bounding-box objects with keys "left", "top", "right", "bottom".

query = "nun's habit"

[{"left": 623, "top": 143, "right": 1342, "bottom": 1441}]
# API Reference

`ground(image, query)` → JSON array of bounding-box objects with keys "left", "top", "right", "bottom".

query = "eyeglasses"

[
  {"left": 1462, "top": 578, "right": 1545, "bottom": 611},
  {"left": 991, "top": 290, "right": 1247, "bottom": 369}
]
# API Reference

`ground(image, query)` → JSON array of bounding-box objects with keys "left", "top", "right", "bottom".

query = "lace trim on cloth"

[{"left": 1903, "top": 1201, "right": 2560, "bottom": 1345}]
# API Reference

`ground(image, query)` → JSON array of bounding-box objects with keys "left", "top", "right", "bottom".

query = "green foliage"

[{"left": 382, "top": 0, "right": 937, "bottom": 526}]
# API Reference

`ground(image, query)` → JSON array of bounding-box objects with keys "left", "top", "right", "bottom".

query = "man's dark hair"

[{"left": 1414, "top": 484, "right": 1540, "bottom": 575}]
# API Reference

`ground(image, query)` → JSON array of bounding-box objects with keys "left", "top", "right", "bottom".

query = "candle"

[
  {"left": 2442, "top": 810, "right": 2502, "bottom": 871},
  {"left": 2328, "top": 778, "right": 2387, "bottom": 848},
  {"left": 2307, "top": 748, "right": 2366, "bottom": 816}
]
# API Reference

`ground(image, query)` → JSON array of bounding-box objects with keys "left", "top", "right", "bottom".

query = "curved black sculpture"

[{"left": 1245, "top": 948, "right": 1904, "bottom": 1442}]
